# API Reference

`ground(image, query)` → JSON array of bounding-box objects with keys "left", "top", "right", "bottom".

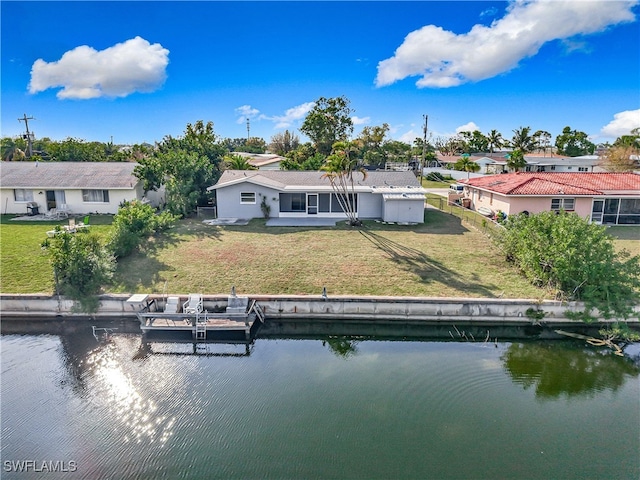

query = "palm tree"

[
  {"left": 224, "top": 154, "right": 256, "bottom": 170},
  {"left": 1, "top": 138, "right": 25, "bottom": 161},
  {"left": 321, "top": 141, "right": 366, "bottom": 226},
  {"left": 454, "top": 155, "right": 481, "bottom": 178},
  {"left": 487, "top": 130, "right": 504, "bottom": 153},
  {"left": 510, "top": 127, "right": 537, "bottom": 153},
  {"left": 506, "top": 149, "right": 527, "bottom": 172}
]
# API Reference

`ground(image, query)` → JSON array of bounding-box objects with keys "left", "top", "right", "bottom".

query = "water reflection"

[
  {"left": 322, "top": 336, "right": 360, "bottom": 358},
  {"left": 84, "top": 340, "right": 175, "bottom": 445},
  {"left": 502, "top": 342, "right": 640, "bottom": 398}
]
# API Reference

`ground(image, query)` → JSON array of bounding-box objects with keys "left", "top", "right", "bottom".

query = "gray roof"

[
  {"left": 1, "top": 161, "right": 139, "bottom": 189},
  {"left": 211, "top": 170, "right": 422, "bottom": 190}
]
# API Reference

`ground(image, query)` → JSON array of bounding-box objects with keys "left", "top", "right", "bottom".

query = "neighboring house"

[
  {"left": 233, "top": 152, "right": 285, "bottom": 170},
  {"left": 460, "top": 172, "right": 640, "bottom": 225},
  {"left": 0, "top": 161, "right": 160, "bottom": 215},
  {"left": 208, "top": 170, "right": 426, "bottom": 224},
  {"left": 436, "top": 153, "right": 605, "bottom": 174}
]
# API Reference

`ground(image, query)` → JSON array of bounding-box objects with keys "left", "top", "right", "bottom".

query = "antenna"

[
  {"left": 246, "top": 118, "right": 250, "bottom": 141},
  {"left": 18, "top": 114, "right": 35, "bottom": 158}
]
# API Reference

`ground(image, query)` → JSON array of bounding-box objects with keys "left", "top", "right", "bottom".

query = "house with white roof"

[
  {"left": 208, "top": 170, "right": 426, "bottom": 224},
  {"left": 0, "top": 161, "right": 161, "bottom": 215},
  {"left": 233, "top": 152, "right": 285, "bottom": 170},
  {"left": 460, "top": 172, "right": 640, "bottom": 225}
]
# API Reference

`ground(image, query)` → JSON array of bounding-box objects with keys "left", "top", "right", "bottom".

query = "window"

[
  {"left": 551, "top": 198, "right": 575, "bottom": 211},
  {"left": 578, "top": 167, "right": 588, "bottom": 172},
  {"left": 318, "top": 194, "right": 331, "bottom": 213},
  {"left": 82, "top": 190, "right": 110, "bottom": 203},
  {"left": 240, "top": 192, "right": 256, "bottom": 204},
  {"left": 14, "top": 189, "right": 33, "bottom": 202},
  {"left": 279, "top": 193, "right": 306, "bottom": 212}
]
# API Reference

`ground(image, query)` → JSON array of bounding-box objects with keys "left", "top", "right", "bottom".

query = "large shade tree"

[
  {"left": 134, "top": 120, "right": 225, "bottom": 216},
  {"left": 300, "top": 96, "right": 354, "bottom": 156},
  {"left": 555, "top": 126, "right": 596, "bottom": 156}
]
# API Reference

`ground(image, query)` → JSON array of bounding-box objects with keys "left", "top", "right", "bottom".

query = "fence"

[
  {"left": 426, "top": 194, "right": 504, "bottom": 239},
  {"left": 196, "top": 206, "right": 217, "bottom": 219}
]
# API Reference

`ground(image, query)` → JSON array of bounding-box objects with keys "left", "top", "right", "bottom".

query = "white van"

[{"left": 449, "top": 184, "right": 465, "bottom": 193}]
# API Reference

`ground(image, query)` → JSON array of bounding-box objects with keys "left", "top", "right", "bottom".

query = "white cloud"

[
  {"left": 351, "top": 116, "right": 370, "bottom": 126},
  {"left": 376, "top": 0, "right": 637, "bottom": 88},
  {"left": 268, "top": 102, "right": 316, "bottom": 128},
  {"left": 29, "top": 37, "right": 169, "bottom": 99},
  {"left": 600, "top": 109, "right": 640, "bottom": 138},
  {"left": 456, "top": 122, "right": 480, "bottom": 134},
  {"left": 399, "top": 129, "right": 418, "bottom": 144},
  {"left": 235, "top": 105, "right": 261, "bottom": 123}
]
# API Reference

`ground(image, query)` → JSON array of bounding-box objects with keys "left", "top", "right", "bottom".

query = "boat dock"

[{"left": 129, "top": 292, "right": 265, "bottom": 342}]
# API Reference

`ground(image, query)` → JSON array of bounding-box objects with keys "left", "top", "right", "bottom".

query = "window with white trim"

[
  {"left": 240, "top": 192, "right": 256, "bottom": 204},
  {"left": 14, "top": 189, "right": 34, "bottom": 202},
  {"left": 551, "top": 198, "right": 575, "bottom": 211},
  {"left": 82, "top": 189, "right": 110, "bottom": 203}
]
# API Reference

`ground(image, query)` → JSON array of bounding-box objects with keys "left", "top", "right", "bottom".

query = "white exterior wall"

[
  {"left": 382, "top": 199, "right": 425, "bottom": 223},
  {"left": 358, "top": 192, "right": 382, "bottom": 218},
  {"left": 1, "top": 187, "right": 141, "bottom": 215},
  {"left": 215, "top": 183, "right": 279, "bottom": 219}
]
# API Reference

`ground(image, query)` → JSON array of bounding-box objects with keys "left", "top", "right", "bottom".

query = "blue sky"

[{"left": 2, "top": 1, "right": 639, "bottom": 147}]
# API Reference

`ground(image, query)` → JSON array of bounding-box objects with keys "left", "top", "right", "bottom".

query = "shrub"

[
  {"left": 42, "top": 229, "right": 114, "bottom": 313},
  {"left": 425, "top": 172, "right": 445, "bottom": 182},
  {"left": 108, "top": 200, "right": 176, "bottom": 258},
  {"left": 499, "top": 211, "right": 640, "bottom": 322}
]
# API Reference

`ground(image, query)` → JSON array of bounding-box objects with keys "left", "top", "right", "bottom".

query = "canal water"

[{"left": 1, "top": 329, "right": 639, "bottom": 479}]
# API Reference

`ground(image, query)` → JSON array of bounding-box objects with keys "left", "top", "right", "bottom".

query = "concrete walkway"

[{"left": 266, "top": 217, "right": 340, "bottom": 227}]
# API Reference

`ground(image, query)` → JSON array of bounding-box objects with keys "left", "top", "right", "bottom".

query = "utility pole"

[
  {"left": 18, "top": 114, "right": 35, "bottom": 158},
  {"left": 421, "top": 114, "right": 428, "bottom": 182},
  {"left": 246, "top": 118, "right": 250, "bottom": 142}
]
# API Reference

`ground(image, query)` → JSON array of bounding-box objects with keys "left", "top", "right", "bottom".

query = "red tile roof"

[{"left": 461, "top": 172, "right": 640, "bottom": 196}]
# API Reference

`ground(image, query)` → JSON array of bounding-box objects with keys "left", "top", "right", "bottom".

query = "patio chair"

[
  {"left": 183, "top": 293, "right": 203, "bottom": 314},
  {"left": 56, "top": 204, "right": 70, "bottom": 219}
]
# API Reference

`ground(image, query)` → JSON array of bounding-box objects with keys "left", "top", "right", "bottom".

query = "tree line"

[{"left": 2, "top": 96, "right": 638, "bottom": 217}]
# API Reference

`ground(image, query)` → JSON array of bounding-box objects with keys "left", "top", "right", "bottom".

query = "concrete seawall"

[{"left": 2, "top": 293, "right": 636, "bottom": 326}]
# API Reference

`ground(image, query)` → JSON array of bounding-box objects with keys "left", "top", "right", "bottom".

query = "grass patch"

[
  {"left": 3, "top": 211, "right": 635, "bottom": 298},
  {"left": 109, "top": 211, "right": 546, "bottom": 298},
  {"left": 0, "top": 215, "right": 112, "bottom": 293},
  {"left": 606, "top": 226, "right": 640, "bottom": 255}
]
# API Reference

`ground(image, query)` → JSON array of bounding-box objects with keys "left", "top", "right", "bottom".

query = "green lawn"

[
  {"left": 0, "top": 215, "right": 113, "bottom": 293},
  {"left": 2, "top": 212, "right": 636, "bottom": 298}
]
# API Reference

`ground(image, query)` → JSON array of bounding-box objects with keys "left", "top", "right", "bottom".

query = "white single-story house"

[
  {"left": 233, "top": 152, "right": 285, "bottom": 170},
  {"left": 460, "top": 172, "right": 640, "bottom": 225},
  {"left": 208, "top": 170, "right": 426, "bottom": 224},
  {"left": 436, "top": 153, "right": 606, "bottom": 174},
  {"left": 0, "top": 161, "right": 161, "bottom": 215}
]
